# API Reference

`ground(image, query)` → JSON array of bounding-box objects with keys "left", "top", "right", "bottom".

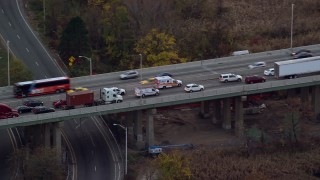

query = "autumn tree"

[
  {"left": 134, "top": 29, "right": 187, "bottom": 67},
  {"left": 156, "top": 151, "right": 191, "bottom": 180}
]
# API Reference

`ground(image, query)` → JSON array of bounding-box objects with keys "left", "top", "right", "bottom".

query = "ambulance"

[{"left": 153, "top": 76, "right": 182, "bottom": 89}]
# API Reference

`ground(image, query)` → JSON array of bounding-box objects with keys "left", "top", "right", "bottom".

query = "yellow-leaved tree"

[
  {"left": 156, "top": 151, "right": 191, "bottom": 180},
  {"left": 134, "top": 29, "right": 187, "bottom": 67}
]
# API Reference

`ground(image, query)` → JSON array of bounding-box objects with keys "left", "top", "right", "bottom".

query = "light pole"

[
  {"left": 7, "top": 40, "right": 10, "bottom": 86},
  {"left": 139, "top": 54, "right": 142, "bottom": 101},
  {"left": 113, "top": 123, "right": 127, "bottom": 175},
  {"left": 290, "top": 3, "right": 294, "bottom": 53},
  {"left": 43, "top": 0, "right": 46, "bottom": 33},
  {"left": 78, "top": 56, "right": 92, "bottom": 75}
]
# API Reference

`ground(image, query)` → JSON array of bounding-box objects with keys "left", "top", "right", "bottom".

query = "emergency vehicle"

[{"left": 153, "top": 76, "right": 182, "bottom": 89}]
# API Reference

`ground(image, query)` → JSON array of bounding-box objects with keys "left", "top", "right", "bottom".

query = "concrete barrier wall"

[{"left": 2, "top": 74, "right": 320, "bottom": 129}]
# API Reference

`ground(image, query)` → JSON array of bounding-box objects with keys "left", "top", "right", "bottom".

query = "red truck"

[
  {"left": 0, "top": 103, "right": 19, "bottom": 119},
  {"left": 53, "top": 90, "right": 95, "bottom": 110}
]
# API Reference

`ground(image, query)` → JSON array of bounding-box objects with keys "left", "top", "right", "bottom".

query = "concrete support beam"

[
  {"left": 222, "top": 98, "right": 231, "bottom": 129},
  {"left": 234, "top": 96, "right": 244, "bottom": 137},
  {"left": 146, "top": 109, "right": 156, "bottom": 147},
  {"left": 200, "top": 101, "right": 210, "bottom": 114},
  {"left": 134, "top": 110, "right": 143, "bottom": 142},
  {"left": 312, "top": 85, "right": 320, "bottom": 119},
  {"left": 211, "top": 100, "right": 221, "bottom": 124},
  {"left": 45, "top": 123, "right": 51, "bottom": 147},
  {"left": 53, "top": 122, "right": 63, "bottom": 156},
  {"left": 300, "top": 87, "right": 310, "bottom": 105},
  {"left": 125, "top": 112, "right": 135, "bottom": 147}
]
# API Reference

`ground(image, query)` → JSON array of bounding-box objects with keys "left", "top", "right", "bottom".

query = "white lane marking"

[
  {"left": 45, "top": 75, "right": 48, "bottom": 78},
  {"left": 35, "top": 62, "right": 39, "bottom": 66},
  {"left": 26, "top": 48, "right": 29, "bottom": 52},
  {"left": 17, "top": 34, "right": 20, "bottom": 39},
  {"left": 8, "top": 22, "right": 11, "bottom": 27},
  {"left": 89, "top": 134, "right": 96, "bottom": 147},
  {"left": 95, "top": 166, "right": 97, "bottom": 172},
  {"left": 15, "top": 0, "right": 66, "bottom": 76},
  {"left": 2, "top": 9, "right": 4, "bottom": 14}
]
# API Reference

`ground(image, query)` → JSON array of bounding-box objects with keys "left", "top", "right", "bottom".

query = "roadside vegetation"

[
  {"left": 24, "top": 0, "right": 320, "bottom": 77},
  {"left": 0, "top": 43, "right": 32, "bottom": 87}
]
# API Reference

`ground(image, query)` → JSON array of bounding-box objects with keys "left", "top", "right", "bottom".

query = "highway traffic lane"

[
  {"left": 63, "top": 117, "right": 118, "bottom": 180},
  {"left": 0, "top": 1, "right": 63, "bottom": 79}
]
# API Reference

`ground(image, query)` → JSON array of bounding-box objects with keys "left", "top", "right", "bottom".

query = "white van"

[{"left": 231, "top": 50, "right": 250, "bottom": 56}]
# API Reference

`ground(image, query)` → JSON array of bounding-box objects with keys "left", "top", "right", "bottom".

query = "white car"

[
  {"left": 264, "top": 68, "right": 274, "bottom": 76},
  {"left": 109, "top": 87, "right": 126, "bottom": 95},
  {"left": 184, "top": 84, "right": 204, "bottom": 93},
  {"left": 219, "top": 73, "right": 242, "bottom": 82},
  {"left": 135, "top": 87, "right": 159, "bottom": 98},
  {"left": 248, "top": 62, "right": 266, "bottom": 69}
]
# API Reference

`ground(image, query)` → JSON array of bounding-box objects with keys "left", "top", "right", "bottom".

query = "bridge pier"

[
  {"left": 212, "top": 100, "right": 222, "bottom": 124},
  {"left": 300, "top": 87, "right": 310, "bottom": 105},
  {"left": 200, "top": 101, "right": 210, "bottom": 118},
  {"left": 125, "top": 112, "right": 135, "bottom": 147},
  {"left": 134, "top": 110, "right": 144, "bottom": 149},
  {"left": 53, "top": 122, "right": 63, "bottom": 156},
  {"left": 312, "top": 85, "right": 320, "bottom": 119},
  {"left": 222, "top": 98, "right": 231, "bottom": 130},
  {"left": 146, "top": 109, "right": 156, "bottom": 147},
  {"left": 234, "top": 96, "right": 244, "bottom": 137},
  {"left": 45, "top": 123, "right": 51, "bottom": 147}
]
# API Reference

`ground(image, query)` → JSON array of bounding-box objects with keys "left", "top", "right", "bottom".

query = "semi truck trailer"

[
  {"left": 274, "top": 56, "right": 320, "bottom": 79},
  {"left": 53, "top": 88, "right": 123, "bottom": 110}
]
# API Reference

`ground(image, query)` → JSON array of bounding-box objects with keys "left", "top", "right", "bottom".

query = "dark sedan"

[
  {"left": 32, "top": 106, "right": 55, "bottom": 114},
  {"left": 23, "top": 99, "right": 44, "bottom": 107},
  {"left": 293, "top": 52, "right": 313, "bottom": 59},
  {"left": 245, "top": 75, "right": 266, "bottom": 84},
  {"left": 291, "top": 49, "right": 311, "bottom": 56},
  {"left": 15, "top": 105, "right": 33, "bottom": 114},
  {"left": 155, "top": 72, "right": 173, "bottom": 77}
]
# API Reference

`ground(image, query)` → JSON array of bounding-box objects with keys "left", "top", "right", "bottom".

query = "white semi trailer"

[{"left": 274, "top": 56, "right": 320, "bottom": 79}]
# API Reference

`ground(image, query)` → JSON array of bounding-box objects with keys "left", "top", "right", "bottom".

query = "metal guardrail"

[{"left": 1, "top": 74, "right": 320, "bottom": 129}]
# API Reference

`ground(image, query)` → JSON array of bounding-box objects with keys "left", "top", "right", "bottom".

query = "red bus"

[{"left": 13, "top": 77, "right": 71, "bottom": 98}]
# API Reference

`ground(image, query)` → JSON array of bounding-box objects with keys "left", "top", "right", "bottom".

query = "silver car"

[
  {"left": 120, "top": 70, "right": 139, "bottom": 80},
  {"left": 248, "top": 62, "right": 266, "bottom": 69}
]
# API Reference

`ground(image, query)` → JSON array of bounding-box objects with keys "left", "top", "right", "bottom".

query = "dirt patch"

[{"left": 153, "top": 108, "right": 244, "bottom": 147}]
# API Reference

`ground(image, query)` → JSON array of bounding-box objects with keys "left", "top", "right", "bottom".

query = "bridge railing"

[{"left": 1, "top": 74, "right": 320, "bottom": 129}]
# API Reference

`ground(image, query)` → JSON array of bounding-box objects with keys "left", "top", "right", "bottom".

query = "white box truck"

[{"left": 274, "top": 56, "right": 320, "bottom": 79}]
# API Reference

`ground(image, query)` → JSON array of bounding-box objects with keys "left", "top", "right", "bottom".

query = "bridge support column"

[
  {"left": 53, "top": 122, "right": 63, "bottom": 156},
  {"left": 234, "top": 96, "right": 244, "bottom": 137},
  {"left": 212, "top": 100, "right": 221, "bottom": 124},
  {"left": 134, "top": 110, "right": 144, "bottom": 149},
  {"left": 200, "top": 101, "right": 210, "bottom": 118},
  {"left": 146, "top": 109, "right": 156, "bottom": 147},
  {"left": 45, "top": 123, "right": 51, "bottom": 147},
  {"left": 312, "top": 85, "right": 320, "bottom": 119},
  {"left": 300, "top": 87, "right": 310, "bottom": 105},
  {"left": 222, "top": 98, "right": 231, "bottom": 130},
  {"left": 126, "top": 112, "right": 135, "bottom": 147}
]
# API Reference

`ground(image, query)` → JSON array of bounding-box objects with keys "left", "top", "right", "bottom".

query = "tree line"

[{"left": 26, "top": 0, "right": 320, "bottom": 77}]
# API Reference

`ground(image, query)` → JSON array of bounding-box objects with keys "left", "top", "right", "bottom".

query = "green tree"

[
  {"left": 134, "top": 29, "right": 187, "bottom": 67},
  {"left": 9, "top": 146, "right": 65, "bottom": 180},
  {"left": 10, "top": 59, "right": 33, "bottom": 84},
  {"left": 102, "top": 0, "right": 135, "bottom": 71},
  {"left": 58, "top": 16, "right": 91, "bottom": 66}
]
